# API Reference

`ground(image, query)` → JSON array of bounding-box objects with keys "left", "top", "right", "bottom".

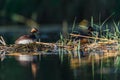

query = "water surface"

[{"left": 1, "top": 54, "right": 120, "bottom": 80}]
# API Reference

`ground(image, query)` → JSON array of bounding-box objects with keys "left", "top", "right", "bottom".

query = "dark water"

[
  {"left": 1, "top": 54, "right": 120, "bottom": 80},
  {"left": 0, "top": 54, "right": 73, "bottom": 80}
]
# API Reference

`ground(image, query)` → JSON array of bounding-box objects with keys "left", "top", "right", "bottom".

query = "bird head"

[
  {"left": 78, "top": 19, "right": 94, "bottom": 36},
  {"left": 31, "top": 28, "right": 38, "bottom": 33},
  {"left": 79, "top": 19, "right": 89, "bottom": 29}
]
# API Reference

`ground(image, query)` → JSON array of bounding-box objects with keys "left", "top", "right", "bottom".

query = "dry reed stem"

[
  {"left": 0, "top": 36, "right": 6, "bottom": 45},
  {"left": 36, "top": 42, "right": 72, "bottom": 48},
  {"left": 70, "top": 33, "right": 108, "bottom": 41},
  {"left": 36, "top": 42, "right": 55, "bottom": 46},
  {"left": 6, "top": 52, "right": 39, "bottom": 56}
]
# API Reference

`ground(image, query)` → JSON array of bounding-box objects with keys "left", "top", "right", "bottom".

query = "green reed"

[
  {"left": 72, "top": 17, "right": 77, "bottom": 33},
  {"left": 77, "top": 40, "right": 81, "bottom": 61},
  {"left": 59, "top": 33, "right": 64, "bottom": 62}
]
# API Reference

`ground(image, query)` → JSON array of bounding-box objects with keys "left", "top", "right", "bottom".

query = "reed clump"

[{"left": 0, "top": 17, "right": 120, "bottom": 59}]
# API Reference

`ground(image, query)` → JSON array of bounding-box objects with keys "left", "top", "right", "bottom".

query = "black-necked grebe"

[
  {"left": 72, "top": 19, "right": 94, "bottom": 44},
  {"left": 15, "top": 28, "right": 38, "bottom": 44}
]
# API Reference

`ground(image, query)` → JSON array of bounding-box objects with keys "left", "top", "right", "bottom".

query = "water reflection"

[
  {"left": 70, "top": 57, "right": 120, "bottom": 80},
  {"left": 15, "top": 55, "right": 39, "bottom": 80},
  {"left": 0, "top": 54, "right": 74, "bottom": 80},
  {"left": 1, "top": 54, "right": 120, "bottom": 80},
  {"left": 0, "top": 50, "right": 6, "bottom": 61}
]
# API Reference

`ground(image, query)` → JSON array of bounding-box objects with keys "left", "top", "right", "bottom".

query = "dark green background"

[{"left": 0, "top": 0, "right": 120, "bottom": 25}]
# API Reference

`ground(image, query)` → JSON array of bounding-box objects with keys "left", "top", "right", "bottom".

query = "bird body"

[
  {"left": 73, "top": 19, "right": 94, "bottom": 44},
  {"left": 15, "top": 28, "right": 38, "bottom": 44},
  {"left": 78, "top": 19, "right": 91, "bottom": 36}
]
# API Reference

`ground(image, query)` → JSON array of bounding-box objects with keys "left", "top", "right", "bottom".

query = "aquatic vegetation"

[{"left": 0, "top": 15, "right": 120, "bottom": 69}]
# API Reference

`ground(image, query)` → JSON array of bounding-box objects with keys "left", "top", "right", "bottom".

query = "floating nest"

[
  {"left": 0, "top": 42, "right": 55, "bottom": 54},
  {"left": 0, "top": 34, "right": 119, "bottom": 58}
]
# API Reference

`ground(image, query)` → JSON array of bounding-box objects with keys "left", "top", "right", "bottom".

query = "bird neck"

[{"left": 30, "top": 32, "right": 36, "bottom": 39}]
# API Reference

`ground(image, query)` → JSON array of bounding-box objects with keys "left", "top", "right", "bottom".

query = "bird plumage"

[
  {"left": 71, "top": 19, "right": 94, "bottom": 44},
  {"left": 78, "top": 19, "right": 93, "bottom": 36},
  {"left": 15, "top": 28, "right": 38, "bottom": 44}
]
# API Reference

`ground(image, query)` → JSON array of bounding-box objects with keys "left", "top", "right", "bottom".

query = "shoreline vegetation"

[
  {"left": 1, "top": 18, "right": 120, "bottom": 66},
  {"left": 0, "top": 32, "right": 119, "bottom": 62}
]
